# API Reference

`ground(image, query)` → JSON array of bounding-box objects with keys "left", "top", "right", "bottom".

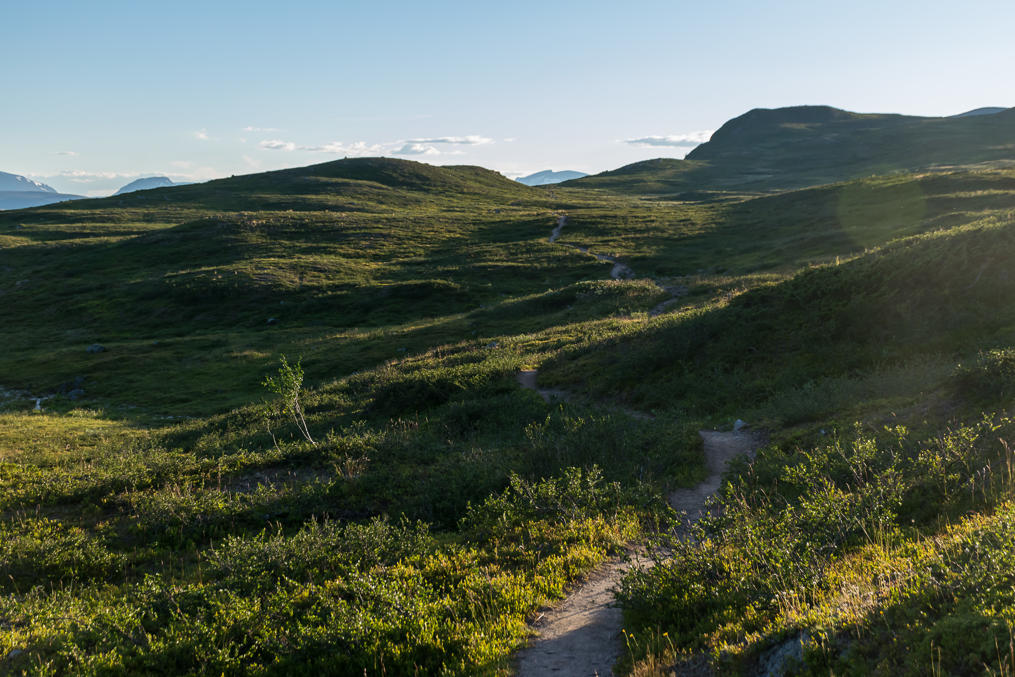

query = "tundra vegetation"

[{"left": 2, "top": 155, "right": 1015, "bottom": 674}]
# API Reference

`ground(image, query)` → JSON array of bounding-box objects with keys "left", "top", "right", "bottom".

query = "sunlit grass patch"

[{"left": 0, "top": 411, "right": 136, "bottom": 464}]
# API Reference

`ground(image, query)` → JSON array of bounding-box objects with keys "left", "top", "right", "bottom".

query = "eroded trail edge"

[{"left": 514, "top": 370, "right": 761, "bottom": 676}]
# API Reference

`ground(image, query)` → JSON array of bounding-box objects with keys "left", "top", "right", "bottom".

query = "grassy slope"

[
  {"left": 0, "top": 158, "right": 699, "bottom": 675},
  {"left": 4, "top": 156, "right": 1015, "bottom": 674},
  {"left": 0, "top": 158, "right": 604, "bottom": 414},
  {"left": 545, "top": 174, "right": 1015, "bottom": 672}
]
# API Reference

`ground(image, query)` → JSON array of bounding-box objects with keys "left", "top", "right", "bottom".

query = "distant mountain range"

[
  {"left": 0, "top": 171, "right": 82, "bottom": 210},
  {"left": 568, "top": 105, "right": 1015, "bottom": 197},
  {"left": 516, "top": 170, "right": 588, "bottom": 186},
  {"left": 114, "top": 176, "right": 188, "bottom": 195},
  {"left": 0, "top": 173, "right": 199, "bottom": 210}
]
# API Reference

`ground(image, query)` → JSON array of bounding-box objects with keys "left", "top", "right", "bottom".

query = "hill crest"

[{"left": 568, "top": 104, "right": 1015, "bottom": 196}]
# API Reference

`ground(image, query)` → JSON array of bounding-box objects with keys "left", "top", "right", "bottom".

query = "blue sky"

[{"left": 3, "top": 0, "right": 1014, "bottom": 195}]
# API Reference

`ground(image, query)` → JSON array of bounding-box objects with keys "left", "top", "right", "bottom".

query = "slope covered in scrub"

[{"left": 4, "top": 154, "right": 1015, "bottom": 674}]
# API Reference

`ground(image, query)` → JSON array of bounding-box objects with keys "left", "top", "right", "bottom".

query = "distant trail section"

[
  {"left": 545, "top": 214, "right": 683, "bottom": 297},
  {"left": 514, "top": 368, "right": 762, "bottom": 677},
  {"left": 547, "top": 214, "right": 634, "bottom": 280},
  {"left": 550, "top": 214, "right": 567, "bottom": 243},
  {"left": 516, "top": 370, "right": 651, "bottom": 421},
  {"left": 516, "top": 369, "right": 570, "bottom": 403},
  {"left": 648, "top": 284, "right": 690, "bottom": 317}
]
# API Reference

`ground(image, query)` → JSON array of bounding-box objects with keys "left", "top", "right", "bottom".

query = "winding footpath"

[
  {"left": 514, "top": 368, "right": 761, "bottom": 677},
  {"left": 550, "top": 214, "right": 634, "bottom": 281},
  {"left": 550, "top": 214, "right": 683, "bottom": 304},
  {"left": 511, "top": 216, "right": 762, "bottom": 676}
]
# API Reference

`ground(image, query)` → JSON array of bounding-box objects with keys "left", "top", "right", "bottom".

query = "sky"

[{"left": 3, "top": 0, "right": 1014, "bottom": 196}]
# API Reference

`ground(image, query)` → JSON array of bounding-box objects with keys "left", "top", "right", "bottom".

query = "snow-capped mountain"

[
  {"left": 0, "top": 171, "right": 57, "bottom": 193},
  {"left": 0, "top": 171, "right": 82, "bottom": 210}
]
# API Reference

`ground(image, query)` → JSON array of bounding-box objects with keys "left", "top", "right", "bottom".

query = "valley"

[{"left": 4, "top": 113, "right": 1015, "bottom": 675}]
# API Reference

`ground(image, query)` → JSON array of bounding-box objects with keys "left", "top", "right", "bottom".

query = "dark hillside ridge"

[
  {"left": 252, "top": 157, "right": 527, "bottom": 194},
  {"left": 54, "top": 157, "right": 536, "bottom": 213},
  {"left": 542, "top": 202, "right": 1015, "bottom": 417},
  {"left": 953, "top": 107, "right": 1007, "bottom": 117},
  {"left": 567, "top": 105, "right": 1015, "bottom": 197},
  {"left": 694, "top": 105, "right": 859, "bottom": 144},
  {"left": 684, "top": 105, "right": 1015, "bottom": 166}
]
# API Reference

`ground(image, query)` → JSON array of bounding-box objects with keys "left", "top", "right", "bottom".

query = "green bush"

[
  {"left": 204, "top": 517, "right": 433, "bottom": 591},
  {"left": 463, "top": 466, "right": 628, "bottom": 540},
  {"left": 954, "top": 348, "right": 1015, "bottom": 404},
  {"left": 0, "top": 517, "right": 124, "bottom": 590},
  {"left": 618, "top": 417, "right": 1015, "bottom": 672}
]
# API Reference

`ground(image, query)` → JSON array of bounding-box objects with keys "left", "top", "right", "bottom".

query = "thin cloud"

[
  {"left": 258, "top": 134, "right": 492, "bottom": 157},
  {"left": 56, "top": 170, "right": 131, "bottom": 182},
  {"left": 623, "top": 131, "right": 712, "bottom": 147},
  {"left": 393, "top": 143, "right": 440, "bottom": 156},
  {"left": 300, "top": 141, "right": 386, "bottom": 155},
  {"left": 194, "top": 129, "right": 210, "bottom": 141},
  {"left": 55, "top": 150, "right": 77, "bottom": 156},
  {"left": 259, "top": 139, "right": 387, "bottom": 156},
  {"left": 406, "top": 135, "right": 492, "bottom": 145},
  {"left": 260, "top": 139, "right": 297, "bottom": 151},
  {"left": 243, "top": 126, "right": 282, "bottom": 132},
  {"left": 53, "top": 167, "right": 220, "bottom": 183}
]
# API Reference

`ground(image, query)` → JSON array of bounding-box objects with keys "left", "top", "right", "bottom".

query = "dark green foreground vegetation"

[{"left": 4, "top": 156, "right": 1015, "bottom": 674}]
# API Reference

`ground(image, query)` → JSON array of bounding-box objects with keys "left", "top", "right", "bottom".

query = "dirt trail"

[
  {"left": 516, "top": 369, "right": 570, "bottom": 404},
  {"left": 514, "top": 369, "right": 761, "bottom": 676},
  {"left": 515, "top": 552, "right": 649, "bottom": 677},
  {"left": 668, "top": 431, "right": 758, "bottom": 523},
  {"left": 548, "top": 215, "right": 633, "bottom": 281},
  {"left": 648, "top": 285, "right": 690, "bottom": 317},
  {"left": 547, "top": 214, "right": 685, "bottom": 299},
  {"left": 550, "top": 214, "right": 567, "bottom": 243}
]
